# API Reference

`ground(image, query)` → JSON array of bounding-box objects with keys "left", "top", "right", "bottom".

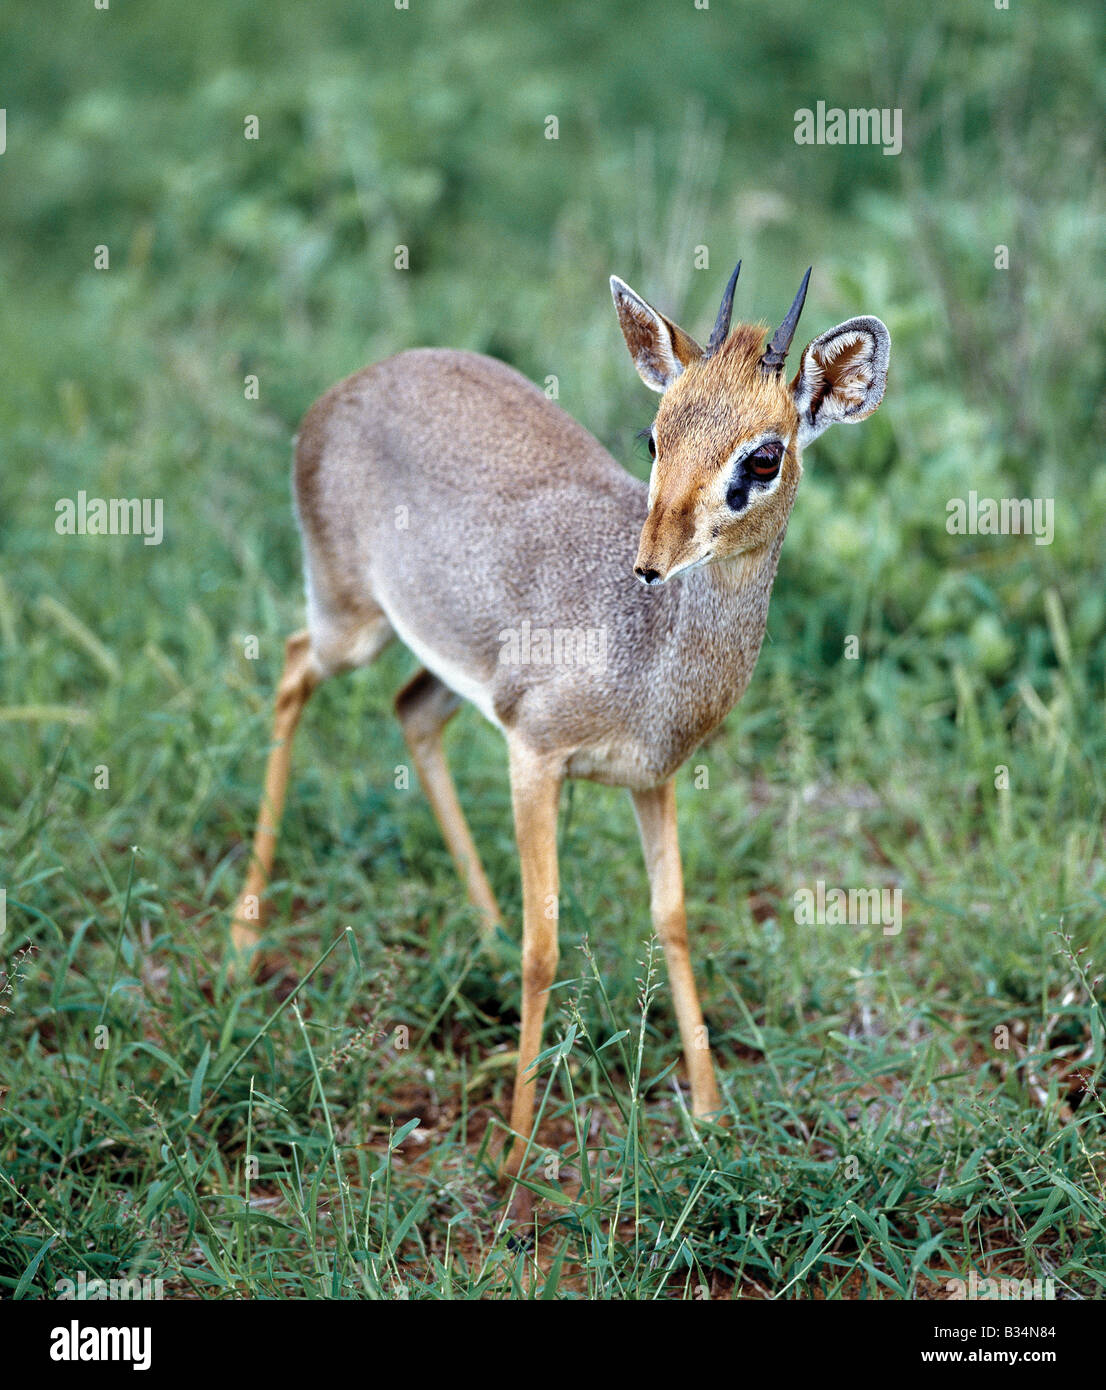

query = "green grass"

[{"left": 2, "top": 0, "right": 1106, "bottom": 1299}]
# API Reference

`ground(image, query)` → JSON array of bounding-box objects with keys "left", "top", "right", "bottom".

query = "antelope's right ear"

[{"left": 610, "top": 276, "right": 703, "bottom": 393}]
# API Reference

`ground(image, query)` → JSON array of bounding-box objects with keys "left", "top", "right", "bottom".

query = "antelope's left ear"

[{"left": 790, "top": 316, "right": 890, "bottom": 448}]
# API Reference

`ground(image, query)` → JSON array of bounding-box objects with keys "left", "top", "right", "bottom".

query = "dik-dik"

[{"left": 229, "top": 260, "right": 890, "bottom": 1193}]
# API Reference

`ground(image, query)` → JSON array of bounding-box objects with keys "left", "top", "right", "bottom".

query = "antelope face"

[
  {"left": 611, "top": 264, "right": 890, "bottom": 587},
  {"left": 634, "top": 332, "right": 803, "bottom": 583}
]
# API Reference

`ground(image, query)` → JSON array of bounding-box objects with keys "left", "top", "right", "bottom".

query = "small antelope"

[{"left": 229, "top": 260, "right": 889, "bottom": 1195}]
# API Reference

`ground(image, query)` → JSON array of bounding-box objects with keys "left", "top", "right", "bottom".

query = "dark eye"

[
  {"left": 748, "top": 441, "right": 783, "bottom": 478},
  {"left": 648, "top": 433, "right": 657, "bottom": 460}
]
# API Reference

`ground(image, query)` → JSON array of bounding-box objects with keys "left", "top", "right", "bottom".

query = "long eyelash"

[{"left": 635, "top": 426, "right": 653, "bottom": 442}]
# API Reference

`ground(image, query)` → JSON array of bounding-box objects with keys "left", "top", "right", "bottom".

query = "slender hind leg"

[
  {"left": 229, "top": 611, "right": 392, "bottom": 966},
  {"left": 230, "top": 629, "right": 321, "bottom": 960},
  {"left": 395, "top": 668, "right": 503, "bottom": 933}
]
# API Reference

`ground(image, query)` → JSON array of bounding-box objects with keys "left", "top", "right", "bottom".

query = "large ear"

[
  {"left": 610, "top": 276, "right": 703, "bottom": 393},
  {"left": 791, "top": 316, "right": 890, "bottom": 447}
]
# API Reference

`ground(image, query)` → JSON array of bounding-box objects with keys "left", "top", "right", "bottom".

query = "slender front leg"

[
  {"left": 501, "top": 739, "right": 563, "bottom": 1186},
  {"left": 630, "top": 780, "right": 722, "bottom": 1117},
  {"left": 229, "top": 630, "right": 321, "bottom": 961}
]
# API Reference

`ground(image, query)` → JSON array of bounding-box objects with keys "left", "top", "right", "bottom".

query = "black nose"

[{"left": 635, "top": 567, "right": 661, "bottom": 586}]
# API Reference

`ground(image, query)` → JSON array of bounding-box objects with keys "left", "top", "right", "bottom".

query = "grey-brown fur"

[{"left": 294, "top": 347, "right": 785, "bottom": 789}]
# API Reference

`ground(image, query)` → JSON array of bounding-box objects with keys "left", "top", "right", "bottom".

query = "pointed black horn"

[
  {"left": 704, "top": 260, "right": 741, "bottom": 358},
  {"left": 760, "top": 266, "right": 812, "bottom": 372}
]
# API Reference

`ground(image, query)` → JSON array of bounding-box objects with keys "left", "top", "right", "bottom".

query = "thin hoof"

[{"left": 499, "top": 1163, "right": 535, "bottom": 1227}]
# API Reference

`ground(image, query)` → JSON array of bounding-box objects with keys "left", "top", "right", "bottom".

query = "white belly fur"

[{"left": 383, "top": 603, "right": 505, "bottom": 732}]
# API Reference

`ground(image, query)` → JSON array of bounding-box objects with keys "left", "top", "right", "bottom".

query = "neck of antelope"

[{"left": 666, "top": 530, "right": 788, "bottom": 732}]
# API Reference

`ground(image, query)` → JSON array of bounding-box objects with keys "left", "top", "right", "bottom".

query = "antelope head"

[{"left": 611, "top": 262, "right": 890, "bottom": 585}]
